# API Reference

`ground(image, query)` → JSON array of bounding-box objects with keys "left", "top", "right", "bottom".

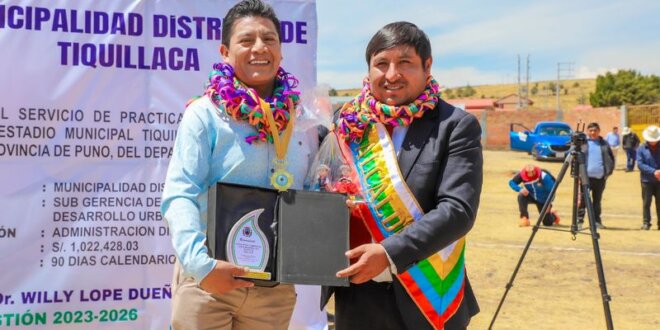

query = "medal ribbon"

[
  {"left": 260, "top": 98, "right": 294, "bottom": 162},
  {"left": 260, "top": 98, "right": 295, "bottom": 191}
]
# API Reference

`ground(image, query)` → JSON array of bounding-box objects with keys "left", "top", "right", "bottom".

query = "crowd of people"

[{"left": 509, "top": 124, "right": 660, "bottom": 231}]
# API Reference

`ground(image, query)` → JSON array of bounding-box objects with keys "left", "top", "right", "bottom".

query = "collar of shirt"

[{"left": 391, "top": 126, "right": 409, "bottom": 156}]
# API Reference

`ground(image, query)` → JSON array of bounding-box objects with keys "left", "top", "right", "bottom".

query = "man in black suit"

[{"left": 324, "top": 22, "right": 483, "bottom": 330}]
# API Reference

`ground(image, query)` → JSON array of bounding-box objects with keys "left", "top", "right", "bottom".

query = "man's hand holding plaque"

[
  {"left": 200, "top": 261, "right": 254, "bottom": 295},
  {"left": 336, "top": 243, "right": 390, "bottom": 284}
]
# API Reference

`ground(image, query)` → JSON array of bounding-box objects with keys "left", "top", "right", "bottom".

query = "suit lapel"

[{"left": 398, "top": 107, "right": 439, "bottom": 180}]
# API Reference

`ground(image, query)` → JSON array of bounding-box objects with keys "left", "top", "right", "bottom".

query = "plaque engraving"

[{"left": 225, "top": 208, "right": 271, "bottom": 280}]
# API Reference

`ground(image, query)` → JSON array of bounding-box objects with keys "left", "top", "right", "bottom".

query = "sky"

[{"left": 316, "top": 0, "right": 660, "bottom": 89}]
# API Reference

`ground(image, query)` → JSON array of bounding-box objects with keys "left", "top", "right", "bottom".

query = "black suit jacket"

[{"left": 323, "top": 99, "right": 483, "bottom": 329}]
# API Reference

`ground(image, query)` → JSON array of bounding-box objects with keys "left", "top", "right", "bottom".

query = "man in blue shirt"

[
  {"left": 160, "top": 1, "right": 320, "bottom": 329},
  {"left": 605, "top": 126, "right": 620, "bottom": 168},
  {"left": 578, "top": 122, "right": 615, "bottom": 229},
  {"left": 637, "top": 125, "right": 660, "bottom": 230}
]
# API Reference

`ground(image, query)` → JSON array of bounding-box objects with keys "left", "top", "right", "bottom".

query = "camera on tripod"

[
  {"left": 570, "top": 131, "right": 587, "bottom": 147},
  {"left": 569, "top": 121, "right": 588, "bottom": 148},
  {"left": 568, "top": 123, "right": 588, "bottom": 177}
]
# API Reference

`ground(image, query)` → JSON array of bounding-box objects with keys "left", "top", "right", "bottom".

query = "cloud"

[
  {"left": 315, "top": 0, "right": 660, "bottom": 86},
  {"left": 433, "top": 67, "right": 507, "bottom": 88},
  {"left": 317, "top": 0, "right": 458, "bottom": 70},
  {"left": 578, "top": 43, "right": 660, "bottom": 75},
  {"left": 318, "top": 66, "right": 509, "bottom": 90},
  {"left": 574, "top": 66, "right": 618, "bottom": 79},
  {"left": 428, "top": 0, "right": 658, "bottom": 57},
  {"left": 317, "top": 0, "right": 457, "bottom": 38},
  {"left": 317, "top": 70, "right": 367, "bottom": 89}
]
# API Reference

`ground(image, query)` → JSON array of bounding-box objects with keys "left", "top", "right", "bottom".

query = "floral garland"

[
  {"left": 337, "top": 76, "right": 440, "bottom": 142},
  {"left": 192, "top": 62, "right": 300, "bottom": 144}
]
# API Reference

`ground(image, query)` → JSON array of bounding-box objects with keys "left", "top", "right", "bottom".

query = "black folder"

[{"left": 207, "top": 182, "right": 349, "bottom": 287}]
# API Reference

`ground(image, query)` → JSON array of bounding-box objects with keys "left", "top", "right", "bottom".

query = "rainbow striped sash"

[{"left": 343, "top": 123, "right": 466, "bottom": 330}]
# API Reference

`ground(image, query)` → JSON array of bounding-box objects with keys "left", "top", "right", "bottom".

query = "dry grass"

[
  {"left": 325, "top": 149, "right": 659, "bottom": 329},
  {"left": 469, "top": 150, "right": 660, "bottom": 329},
  {"left": 336, "top": 79, "right": 597, "bottom": 110},
  {"left": 471, "top": 79, "right": 596, "bottom": 110},
  {"left": 336, "top": 88, "right": 361, "bottom": 97}
]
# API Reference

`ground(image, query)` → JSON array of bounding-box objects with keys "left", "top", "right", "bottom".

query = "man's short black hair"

[
  {"left": 587, "top": 122, "right": 600, "bottom": 130},
  {"left": 365, "top": 21, "right": 432, "bottom": 67},
  {"left": 222, "top": 0, "right": 281, "bottom": 47}
]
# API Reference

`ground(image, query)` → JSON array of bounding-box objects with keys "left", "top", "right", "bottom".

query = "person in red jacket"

[{"left": 509, "top": 164, "right": 560, "bottom": 227}]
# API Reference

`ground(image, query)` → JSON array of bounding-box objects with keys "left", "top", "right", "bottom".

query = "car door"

[{"left": 510, "top": 123, "right": 534, "bottom": 152}]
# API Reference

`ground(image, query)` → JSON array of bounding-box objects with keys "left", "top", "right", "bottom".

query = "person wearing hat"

[
  {"left": 637, "top": 125, "right": 660, "bottom": 230},
  {"left": 509, "top": 164, "right": 560, "bottom": 227},
  {"left": 622, "top": 126, "right": 641, "bottom": 172}
]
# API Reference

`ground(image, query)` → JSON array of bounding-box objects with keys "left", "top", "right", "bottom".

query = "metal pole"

[
  {"left": 517, "top": 54, "right": 522, "bottom": 110},
  {"left": 526, "top": 55, "right": 530, "bottom": 110},
  {"left": 556, "top": 63, "right": 561, "bottom": 111},
  {"left": 620, "top": 104, "right": 628, "bottom": 129}
]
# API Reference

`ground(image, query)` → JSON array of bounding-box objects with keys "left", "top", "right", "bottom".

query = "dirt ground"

[
  {"left": 326, "top": 149, "right": 660, "bottom": 330},
  {"left": 469, "top": 150, "right": 660, "bottom": 329}
]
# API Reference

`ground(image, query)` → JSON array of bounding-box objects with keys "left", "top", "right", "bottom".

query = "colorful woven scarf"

[
  {"left": 192, "top": 63, "right": 300, "bottom": 144},
  {"left": 337, "top": 76, "right": 440, "bottom": 142}
]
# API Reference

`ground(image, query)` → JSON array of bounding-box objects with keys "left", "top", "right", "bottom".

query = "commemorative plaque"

[
  {"left": 207, "top": 182, "right": 349, "bottom": 287},
  {"left": 225, "top": 209, "right": 272, "bottom": 281}
]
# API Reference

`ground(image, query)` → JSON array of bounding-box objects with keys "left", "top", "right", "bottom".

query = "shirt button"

[{"left": 270, "top": 168, "right": 275, "bottom": 173}]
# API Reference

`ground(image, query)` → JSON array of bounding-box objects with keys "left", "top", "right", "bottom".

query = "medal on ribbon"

[
  {"left": 260, "top": 98, "right": 295, "bottom": 191},
  {"left": 271, "top": 159, "right": 293, "bottom": 191}
]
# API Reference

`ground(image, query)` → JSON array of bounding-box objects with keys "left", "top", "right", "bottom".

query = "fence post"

[{"left": 620, "top": 104, "right": 627, "bottom": 129}]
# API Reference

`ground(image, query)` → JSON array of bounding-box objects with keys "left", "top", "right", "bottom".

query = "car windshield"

[{"left": 538, "top": 126, "right": 571, "bottom": 136}]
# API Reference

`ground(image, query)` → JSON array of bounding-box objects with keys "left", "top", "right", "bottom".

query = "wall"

[
  {"left": 627, "top": 104, "right": 660, "bottom": 140},
  {"left": 469, "top": 107, "right": 622, "bottom": 150}
]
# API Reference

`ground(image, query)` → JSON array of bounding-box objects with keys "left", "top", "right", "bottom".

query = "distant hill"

[{"left": 336, "top": 78, "right": 596, "bottom": 110}]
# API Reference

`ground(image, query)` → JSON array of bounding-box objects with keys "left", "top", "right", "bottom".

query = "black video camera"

[{"left": 570, "top": 122, "right": 587, "bottom": 148}]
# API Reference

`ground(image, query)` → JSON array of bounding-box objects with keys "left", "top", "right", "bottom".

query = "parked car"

[{"left": 510, "top": 121, "right": 572, "bottom": 160}]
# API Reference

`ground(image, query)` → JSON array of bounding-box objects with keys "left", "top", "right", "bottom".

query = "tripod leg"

[
  {"left": 577, "top": 155, "right": 615, "bottom": 330},
  {"left": 572, "top": 176, "right": 580, "bottom": 234},
  {"left": 489, "top": 156, "right": 571, "bottom": 329}
]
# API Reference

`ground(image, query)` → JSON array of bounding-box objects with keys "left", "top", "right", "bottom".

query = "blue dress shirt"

[
  {"left": 587, "top": 139, "right": 605, "bottom": 179},
  {"left": 161, "top": 96, "right": 318, "bottom": 282}
]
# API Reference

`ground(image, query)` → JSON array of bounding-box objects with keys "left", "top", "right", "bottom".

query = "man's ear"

[
  {"left": 220, "top": 44, "right": 229, "bottom": 60},
  {"left": 424, "top": 57, "right": 433, "bottom": 75}
]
